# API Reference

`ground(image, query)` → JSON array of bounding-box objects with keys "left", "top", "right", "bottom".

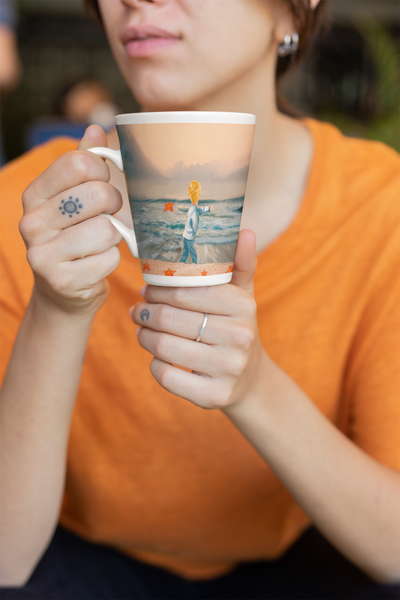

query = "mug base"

[{"left": 142, "top": 273, "right": 233, "bottom": 287}]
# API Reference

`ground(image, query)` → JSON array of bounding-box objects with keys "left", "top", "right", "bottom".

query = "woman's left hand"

[{"left": 131, "top": 230, "right": 264, "bottom": 409}]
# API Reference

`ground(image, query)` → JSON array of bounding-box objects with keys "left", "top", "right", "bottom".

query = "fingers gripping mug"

[{"left": 89, "top": 112, "right": 256, "bottom": 287}]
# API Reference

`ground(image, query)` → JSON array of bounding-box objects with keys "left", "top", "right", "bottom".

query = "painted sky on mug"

[
  {"left": 131, "top": 123, "right": 253, "bottom": 170},
  {"left": 118, "top": 122, "right": 254, "bottom": 201}
]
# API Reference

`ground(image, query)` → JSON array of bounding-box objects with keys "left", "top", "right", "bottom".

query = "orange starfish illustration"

[
  {"left": 226, "top": 265, "right": 234, "bottom": 273},
  {"left": 163, "top": 268, "right": 176, "bottom": 276},
  {"left": 164, "top": 202, "right": 174, "bottom": 212},
  {"left": 201, "top": 270, "right": 208, "bottom": 276},
  {"left": 142, "top": 263, "right": 150, "bottom": 272}
]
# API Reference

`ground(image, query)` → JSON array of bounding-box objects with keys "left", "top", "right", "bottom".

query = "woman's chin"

[
  {"left": 133, "top": 93, "right": 193, "bottom": 113},
  {"left": 127, "top": 74, "right": 199, "bottom": 112}
]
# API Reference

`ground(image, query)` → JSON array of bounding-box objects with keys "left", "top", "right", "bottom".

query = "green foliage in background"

[
  {"left": 322, "top": 21, "right": 400, "bottom": 152},
  {"left": 363, "top": 20, "right": 400, "bottom": 150}
]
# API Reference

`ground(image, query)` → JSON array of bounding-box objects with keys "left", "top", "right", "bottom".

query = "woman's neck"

[{"left": 187, "top": 53, "right": 314, "bottom": 252}]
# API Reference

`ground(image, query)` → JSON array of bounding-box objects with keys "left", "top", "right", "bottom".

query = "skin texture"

[{"left": 1, "top": 0, "right": 399, "bottom": 588}]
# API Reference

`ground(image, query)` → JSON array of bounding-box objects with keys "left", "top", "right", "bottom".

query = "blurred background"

[{"left": 0, "top": 0, "right": 399, "bottom": 166}]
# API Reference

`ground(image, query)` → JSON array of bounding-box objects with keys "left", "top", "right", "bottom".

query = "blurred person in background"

[
  {"left": 0, "top": 1, "right": 399, "bottom": 599},
  {"left": 54, "top": 77, "right": 119, "bottom": 131},
  {"left": 26, "top": 78, "right": 119, "bottom": 150},
  {"left": 0, "top": 0, "right": 21, "bottom": 166}
]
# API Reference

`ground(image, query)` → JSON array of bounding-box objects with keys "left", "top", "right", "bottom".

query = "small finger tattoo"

[
  {"left": 59, "top": 197, "right": 83, "bottom": 218},
  {"left": 140, "top": 309, "right": 150, "bottom": 322}
]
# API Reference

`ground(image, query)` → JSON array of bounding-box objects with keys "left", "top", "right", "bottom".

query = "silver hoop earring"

[{"left": 278, "top": 33, "right": 299, "bottom": 57}]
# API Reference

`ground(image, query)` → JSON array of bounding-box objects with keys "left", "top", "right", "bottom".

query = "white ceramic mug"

[{"left": 89, "top": 111, "right": 255, "bottom": 287}]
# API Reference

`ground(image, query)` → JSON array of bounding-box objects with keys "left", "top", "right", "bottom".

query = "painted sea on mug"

[{"left": 117, "top": 122, "right": 254, "bottom": 277}]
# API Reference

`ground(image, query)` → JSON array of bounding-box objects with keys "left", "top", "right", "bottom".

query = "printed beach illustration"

[{"left": 117, "top": 122, "right": 254, "bottom": 277}]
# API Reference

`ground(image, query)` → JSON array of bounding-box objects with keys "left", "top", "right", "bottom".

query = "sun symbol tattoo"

[{"left": 59, "top": 196, "right": 83, "bottom": 218}]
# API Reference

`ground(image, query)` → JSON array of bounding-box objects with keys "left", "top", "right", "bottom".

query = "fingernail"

[{"left": 140, "top": 285, "right": 147, "bottom": 298}]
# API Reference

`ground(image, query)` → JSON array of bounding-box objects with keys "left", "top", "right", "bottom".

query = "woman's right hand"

[{"left": 19, "top": 125, "right": 123, "bottom": 316}]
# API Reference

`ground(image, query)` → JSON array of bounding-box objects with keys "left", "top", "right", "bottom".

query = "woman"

[{"left": 0, "top": 1, "right": 399, "bottom": 598}]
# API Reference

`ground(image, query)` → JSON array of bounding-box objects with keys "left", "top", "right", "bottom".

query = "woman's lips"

[
  {"left": 125, "top": 37, "right": 179, "bottom": 58},
  {"left": 121, "top": 24, "right": 180, "bottom": 58}
]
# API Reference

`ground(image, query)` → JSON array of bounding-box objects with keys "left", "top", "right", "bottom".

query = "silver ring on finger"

[{"left": 196, "top": 313, "right": 208, "bottom": 343}]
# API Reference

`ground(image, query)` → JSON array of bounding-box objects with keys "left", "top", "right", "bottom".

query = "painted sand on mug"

[{"left": 118, "top": 123, "right": 254, "bottom": 277}]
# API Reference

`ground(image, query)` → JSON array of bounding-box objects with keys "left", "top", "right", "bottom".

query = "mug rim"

[{"left": 115, "top": 111, "right": 256, "bottom": 126}]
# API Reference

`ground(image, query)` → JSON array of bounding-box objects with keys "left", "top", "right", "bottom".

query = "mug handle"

[{"left": 87, "top": 147, "right": 139, "bottom": 259}]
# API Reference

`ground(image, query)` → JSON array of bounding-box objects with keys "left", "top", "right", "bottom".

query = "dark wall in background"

[
  {"left": 1, "top": 12, "right": 139, "bottom": 162},
  {"left": 279, "top": 15, "right": 399, "bottom": 150}
]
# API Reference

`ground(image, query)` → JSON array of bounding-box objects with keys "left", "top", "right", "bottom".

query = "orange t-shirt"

[{"left": 0, "top": 120, "right": 399, "bottom": 580}]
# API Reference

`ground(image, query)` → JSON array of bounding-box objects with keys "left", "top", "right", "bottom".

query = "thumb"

[
  {"left": 78, "top": 123, "right": 108, "bottom": 151},
  {"left": 231, "top": 229, "right": 257, "bottom": 296}
]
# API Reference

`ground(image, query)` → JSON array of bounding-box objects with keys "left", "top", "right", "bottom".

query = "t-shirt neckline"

[{"left": 256, "top": 118, "right": 324, "bottom": 263}]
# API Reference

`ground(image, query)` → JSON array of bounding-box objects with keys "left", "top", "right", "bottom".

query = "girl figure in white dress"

[{"left": 179, "top": 180, "right": 213, "bottom": 264}]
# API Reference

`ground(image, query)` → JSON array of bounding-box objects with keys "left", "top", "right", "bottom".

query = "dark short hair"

[{"left": 83, "top": 0, "right": 328, "bottom": 84}]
